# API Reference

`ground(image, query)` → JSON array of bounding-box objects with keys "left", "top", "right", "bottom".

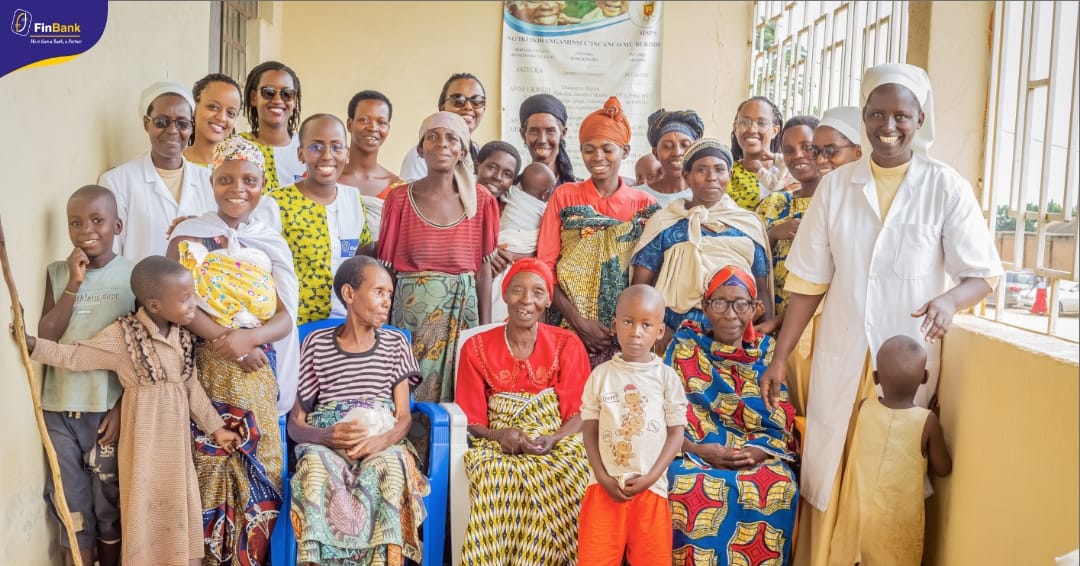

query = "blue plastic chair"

[{"left": 269, "top": 319, "right": 451, "bottom": 566}]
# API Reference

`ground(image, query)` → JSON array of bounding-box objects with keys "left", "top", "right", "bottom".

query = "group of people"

[{"left": 14, "top": 57, "right": 1003, "bottom": 566}]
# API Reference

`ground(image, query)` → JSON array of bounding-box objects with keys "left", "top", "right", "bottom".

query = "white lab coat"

[
  {"left": 98, "top": 152, "right": 215, "bottom": 261},
  {"left": 785, "top": 153, "right": 1001, "bottom": 511}
]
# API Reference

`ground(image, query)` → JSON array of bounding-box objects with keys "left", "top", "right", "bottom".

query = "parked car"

[
  {"left": 985, "top": 271, "right": 1038, "bottom": 307},
  {"left": 1017, "top": 281, "right": 1080, "bottom": 315}
]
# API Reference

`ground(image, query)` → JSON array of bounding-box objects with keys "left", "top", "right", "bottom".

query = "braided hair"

[
  {"left": 243, "top": 61, "right": 302, "bottom": 138},
  {"left": 189, "top": 73, "right": 242, "bottom": 146},
  {"left": 730, "top": 96, "right": 783, "bottom": 162}
]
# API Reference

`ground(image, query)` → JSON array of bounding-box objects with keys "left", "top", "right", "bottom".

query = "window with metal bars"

[
  {"left": 749, "top": 1, "right": 908, "bottom": 118},
  {"left": 981, "top": 0, "right": 1079, "bottom": 342},
  {"left": 219, "top": 1, "right": 258, "bottom": 86}
]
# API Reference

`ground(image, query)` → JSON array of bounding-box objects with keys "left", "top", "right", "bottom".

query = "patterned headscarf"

[
  {"left": 579, "top": 96, "right": 632, "bottom": 146},
  {"left": 704, "top": 264, "right": 758, "bottom": 343},
  {"left": 646, "top": 108, "right": 705, "bottom": 148},
  {"left": 212, "top": 135, "right": 266, "bottom": 172},
  {"left": 501, "top": 257, "right": 554, "bottom": 298},
  {"left": 419, "top": 111, "right": 479, "bottom": 218},
  {"left": 682, "top": 138, "right": 733, "bottom": 173}
]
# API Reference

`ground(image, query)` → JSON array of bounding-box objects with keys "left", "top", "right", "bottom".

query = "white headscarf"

[
  {"left": 819, "top": 106, "right": 863, "bottom": 146},
  {"left": 859, "top": 63, "right": 935, "bottom": 155},
  {"left": 139, "top": 81, "right": 195, "bottom": 118}
]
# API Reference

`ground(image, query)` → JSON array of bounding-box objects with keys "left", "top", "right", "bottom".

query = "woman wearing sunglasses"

[
  {"left": 97, "top": 81, "right": 215, "bottom": 261},
  {"left": 811, "top": 106, "right": 863, "bottom": 176},
  {"left": 399, "top": 73, "right": 487, "bottom": 182},
  {"left": 240, "top": 60, "right": 306, "bottom": 193}
]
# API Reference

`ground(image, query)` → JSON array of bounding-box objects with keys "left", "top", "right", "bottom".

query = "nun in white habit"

[{"left": 758, "top": 63, "right": 1002, "bottom": 566}]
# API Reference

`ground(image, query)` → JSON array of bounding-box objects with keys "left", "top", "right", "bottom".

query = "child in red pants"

[{"left": 578, "top": 285, "right": 687, "bottom": 564}]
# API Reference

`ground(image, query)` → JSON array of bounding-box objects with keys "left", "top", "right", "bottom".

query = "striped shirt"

[{"left": 297, "top": 326, "right": 420, "bottom": 412}]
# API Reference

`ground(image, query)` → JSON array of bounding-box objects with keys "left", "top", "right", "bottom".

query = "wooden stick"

[{"left": 0, "top": 215, "right": 84, "bottom": 566}]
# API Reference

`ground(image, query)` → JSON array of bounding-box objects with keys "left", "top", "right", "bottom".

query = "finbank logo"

[{"left": 11, "top": 9, "right": 31, "bottom": 36}]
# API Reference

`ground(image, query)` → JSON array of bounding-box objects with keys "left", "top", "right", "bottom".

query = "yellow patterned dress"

[
  {"left": 756, "top": 189, "right": 812, "bottom": 316},
  {"left": 727, "top": 161, "right": 767, "bottom": 211},
  {"left": 266, "top": 183, "right": 373, "bottom": 325},
  {"left": 665, "top": 321, "right": 799, "bottom": 566},
  {"left": 179, "top": 241, "right": 284, "bottom": 566}
]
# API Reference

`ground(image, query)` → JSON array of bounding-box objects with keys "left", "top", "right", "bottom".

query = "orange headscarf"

[
  {"left": 501, "top": 257, "right": 554, "bottom": 298},
  {"left": 704, "top": 264, "right": 759, "bottom": 343},
  {"left": 578, "top": 96, "right": 632, "bottom": 146}
]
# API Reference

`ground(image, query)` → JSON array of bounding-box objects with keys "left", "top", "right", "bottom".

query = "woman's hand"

[
  {"left": 758, "top": 363, "right": 786, "bottom": 412},
  {"left": 768, "top": 218, "right": 801, "bottom": 243},
  {"left": 912, "top": 292, "right": 959, "bottom": 345},
  {"left": 736, "top": 446, "right": 770, "bottom": 468},
  {"left": 525, "top": 434, "right": 556, "bottom": 455},
  {"left": 756, "top": 315, "right": 782, "bottom": 336},
  {"left": 490, "top": 247, "right": 514, "bottom": 276},
  {"left": 573, "top": 318, "right": 614, "bottom": 354},
  {"left": 492, "top": 427, "right": 534, "bottom": 454},
  {"left": 97, "top": 402, "right": 122, "bottom": 446},
  {"left": 321, "top": 421, "right": 367, "bottom": 451},
  {"left": 697, "top": 443, "right": 757, "bottom": 470},
  {"left": 210, "top": 328, "right": 258, "bottom": 361},
  {"left": 237, "top": 347, "right": 269, "bottom": 373},
  {"left": 346, "top": 433, "right": 390, "bottom": 461}
]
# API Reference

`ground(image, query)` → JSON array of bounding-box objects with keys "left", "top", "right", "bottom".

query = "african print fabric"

[
  {"left": 727, "top": 162, "right": 766, "bottom": 212},
  {"left": 461, "top": 389, "right": 589, "bottom": 565},
  {"left": 550, "top": 203, "right": 658, "bottom": 366},
  {"left": 192, "top": 345, "right": 283, "bottom": 566},
  {"left": 239, "top": 132, "right": 284, "bottom": 194},
  {"left": 665, "top": 321, "right": 799, "bottom": 565},
  {"left": 756, "top": 190, "right": 812, "bottom": 315},
  {"left": 291, "top": 399, "right": 428, "bottom": 566},
  {"left": 391, "top": 271, "right": 478, "bottom": 403}
]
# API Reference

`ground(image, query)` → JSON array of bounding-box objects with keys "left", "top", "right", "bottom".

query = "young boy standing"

[
  {"left": 578, "top": 284, "right": 687, "bottom": 565},
  {"left": 37, "top": 185, "right": 134, "bottom": 566}
]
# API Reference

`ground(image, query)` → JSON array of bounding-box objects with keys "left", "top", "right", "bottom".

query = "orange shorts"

[{"left": 577, "top": 483, "right": 673, "bottom": 565}]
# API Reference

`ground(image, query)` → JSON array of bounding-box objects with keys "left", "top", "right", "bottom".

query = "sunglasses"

[
  {"left": 258, "top": 85, "right": 297, "bottom": 103},
  {"left": 809, "top": 144, "right": 858, "bottom": 160},
  {"left": 306, "top": 142, "right": 347, "bottom": 155},
  {"left": 444, "top": 94, "right": 486, "bottom": 110},
  {"left": 147, "top": 115, "right": 192, "bottom": 131}
]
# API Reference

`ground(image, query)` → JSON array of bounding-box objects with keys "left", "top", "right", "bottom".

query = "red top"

[
  {"left": 536, "top": 178, "right": 657, "bottom": 270},
  {"left": 455, "top": 323, "right": 591, "bottom": 427},
  {"left": 377, "top": 183, "right": 500, "bottom": 274}
]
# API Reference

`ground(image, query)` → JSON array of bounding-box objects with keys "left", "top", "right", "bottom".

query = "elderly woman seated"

[
  {"left": 455, "top": 258, "right": 592, "bottom": 565},
  {"left": 664, "top": 264, "right": 799, "bottom": 565},
  {"left": 288, "top": 256, "right": 429, "bottom": 565}
]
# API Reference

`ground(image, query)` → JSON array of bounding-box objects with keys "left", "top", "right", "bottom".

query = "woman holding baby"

[{"left": 288, "top": 255, "right": 430, "bottom": 565}]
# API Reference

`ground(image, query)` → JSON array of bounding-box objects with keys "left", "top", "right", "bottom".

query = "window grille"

[
  {"left": 982, "top": 0, "right": 1079, "bottom": 341},
  {"left": 220, "top": 1, "right": 258, "bottom": 86},
  {"left": 749, "top": 1, "right": 908, "bottom": 118}
]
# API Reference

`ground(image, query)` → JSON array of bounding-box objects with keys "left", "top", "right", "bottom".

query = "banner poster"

[{"left": 501, "top": 1, "right": 663, "bottom": 180}]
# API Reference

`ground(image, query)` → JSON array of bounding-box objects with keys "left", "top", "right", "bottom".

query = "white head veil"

[
  {"left": 819, "top": 106, "right": 863, "bottom": 146},
  {"left": 860, "top": 63, "right": 935, "bottom": 155}
]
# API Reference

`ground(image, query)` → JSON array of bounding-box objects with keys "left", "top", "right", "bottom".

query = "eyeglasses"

[
  {"left": 258, "top": 86, "right": 297, "bottom": 103},
  {"left": 444, "top": 94, "right": 486, "bottom": 110},
  {"left": 147, "top": 115, "right": 192, "bottom": 131},
  {"left": 734, "top": 117, "right": 774, "bottom": 131},
  {"left": 305, "top": 142, "right": 347, "bottom": 155},
  {"left": 809, "top": 144, "right": 858, "bottom": 160},
  {"left": 704, "top": 298, "right": 756, "bottom": 314}
]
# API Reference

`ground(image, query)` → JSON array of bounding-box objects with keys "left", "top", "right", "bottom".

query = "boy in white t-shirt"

[{"left": 578, "top": 284, "right": 687, "bottom": 565}]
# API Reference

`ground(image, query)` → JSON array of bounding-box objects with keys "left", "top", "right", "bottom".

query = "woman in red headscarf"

[
  {"left": 664, "top": 264, "right": 799, "bottom": 565},
  {"left": 536, "top": 96, "right": 660, "bottom": 367},
  {"left": 455, "top": 258, "right": 592, "bottom": 565}
]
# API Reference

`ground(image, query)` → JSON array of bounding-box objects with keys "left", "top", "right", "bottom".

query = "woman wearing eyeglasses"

[
  {"left": 811, "top": 106, "right": 863, "bottom": 176},
  {"left": 664, "top": 264, "right": 798, "bottom": 565},
  {"left": 239, "top": 61, "right": 306, "bottom": 193},
  {"left": 399, "top": 73, "right": 487, "bottom": 182},
  {"left": 98, "top": 82, "right": 215, "bottom": 261},
  {"left": 727, "top": 96, "right": 789, "bottom": 211},
  {"left": 631, "top": 139, "right": 774, "bottom": 353},
  {"left": 255, "top": 114, "right": 375, "bottom": 326}
]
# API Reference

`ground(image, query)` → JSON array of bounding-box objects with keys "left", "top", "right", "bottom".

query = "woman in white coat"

[{"left": 758, "top": 63, "right": 1002, "bottom": 566}]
